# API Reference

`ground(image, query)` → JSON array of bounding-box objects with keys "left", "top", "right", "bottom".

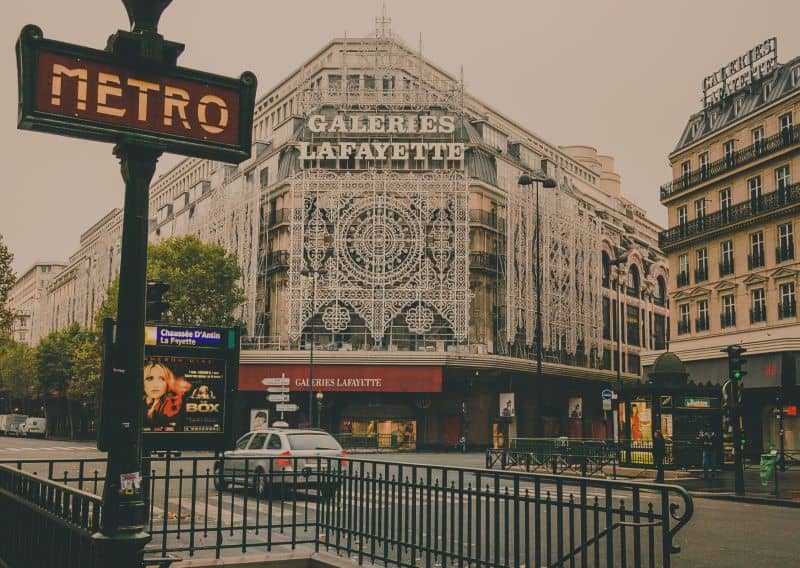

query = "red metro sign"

[{"left": 16, "top": 25, "right": 256, "bottom": 163}]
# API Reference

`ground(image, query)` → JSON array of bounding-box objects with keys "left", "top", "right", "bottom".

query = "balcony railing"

[
  {"left": 469, "top": 210, "right": 506, "bottom": 232},
  {"left": 659, "top": 182, "right": 800, "bottom": 249},
  {"left": 677, "top": 320, "right": 690, "bottom": 335},
  {"left": 719, "top": 260, "right": 735, "bottom": 277},
  {"left": 720, "top": 312, "right": 736, "bottom": 328},
  {"left": 268, "top": 208, "right": 291, "bottom": 226},
  {"left": 653, "top": 296, "right": 666, "bottom": 307},
  {"left": 660, "top": 124, "right": 800, "bottom": 199},
  {"left": 695, "top": 316, "right": 709, "bottom": 331},
  {"left": 748, "top": 252, "right": 765, "bottom": 270},
  {"left": 778, "top": 300, "right": 797, "bottom": 319},
  {"left": 626, "top": 286, "right": 640, "bottom": 298},
  {"left": 265, "top": 250, "right": 290, "bottom": 270},
  {"left": 694, "top": 267, "right": 708, "bottom": 283},
  {"left": 677, "top": 272, "right": 690, "bottom": 287},
  {"left": 469, "top": 251, "right": 501, "bottom": 271},
  {"left": 750, "top": 305, "right": 767, "bottom": 324},
  {"left": 776, "top": 245, "right": 795, "bottom": 263}
]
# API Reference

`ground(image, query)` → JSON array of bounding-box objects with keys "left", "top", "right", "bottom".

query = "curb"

[{"left": 689, "top": 491, "right": 800, "bottom": 508}]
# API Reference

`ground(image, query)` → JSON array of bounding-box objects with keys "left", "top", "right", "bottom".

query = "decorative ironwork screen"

[
  {"left": 288, "top": 170, "right": 469, "bottom": 343},
  {"left": 506, "top": 184, "right": 602, "bottom": 356}
]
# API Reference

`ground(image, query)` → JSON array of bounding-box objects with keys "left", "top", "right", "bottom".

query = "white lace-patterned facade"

[
  {"left": 506, "top": 184, "right": 602, "bottom": 355},
  {"left": 287, "top": 170, "right": 469, "bottom": 342}
]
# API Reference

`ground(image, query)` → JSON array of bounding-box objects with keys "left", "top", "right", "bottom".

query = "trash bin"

[{"left": 759, "top": 452, "right": 778, "bottom": 486}]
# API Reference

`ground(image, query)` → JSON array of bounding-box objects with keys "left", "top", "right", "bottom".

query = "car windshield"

[{"left": 287, "top": 433, "right": 340, "bottom": 451}]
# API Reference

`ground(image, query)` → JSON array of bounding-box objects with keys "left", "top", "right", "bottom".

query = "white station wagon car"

[{"left": 214, "top": 428, "right": 346, "bottom": 497}]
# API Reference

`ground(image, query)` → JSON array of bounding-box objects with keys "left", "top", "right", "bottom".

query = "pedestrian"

[
  {"left": 697, "top": 426, "right": 718, "bottom": 479},
  {"left": 653, "top": 429, "right": 666, "bottom": 482}
]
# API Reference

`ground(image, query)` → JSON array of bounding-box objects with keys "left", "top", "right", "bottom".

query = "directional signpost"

[
  {"left": 262, "top": 374, "right": 294, "bottom": 421},
  {"left": 267, "top": 394, "right": 291, "bottom": 403},
  {"left": 276, "top": 404, "right": 300, "bottom": 413},
  {"left": 15, "top": 2, "right": 255, "bottom": 564}
]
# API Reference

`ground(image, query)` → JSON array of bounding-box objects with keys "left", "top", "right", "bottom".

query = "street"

[{"left": 1, "top": 437, "right": 796, "bottom": 566}]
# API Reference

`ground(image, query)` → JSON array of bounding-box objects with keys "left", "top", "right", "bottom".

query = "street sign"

[
  {"left": 262, "top": 375, "right": 290, "bottom": 387},
  {"left": 601, "top": 389, "right": 614, "bottom": 401},
  {"left": 267, "top": 386, "right": 291, "bottom": 393},
  {"left": 16, "top": 25, "right": 256, "bottom": 163},
  {"left": 267, "top": 394, "right": 290, "bottom": 403},
  {"left": 276, "top": 403, "right": 299, "bottom": 413}
]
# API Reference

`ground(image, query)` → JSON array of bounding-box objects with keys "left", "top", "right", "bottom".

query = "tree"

[
  {"left": 0, "top": 234, "right": 15, "bottom": 335},
  {"left": 96, "top": 236, "right": 245, "bottom": 327},
  {"left": 0, "top": 338, "right": 36, "bottom": 412}
]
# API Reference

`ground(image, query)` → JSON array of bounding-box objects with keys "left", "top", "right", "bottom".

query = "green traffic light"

[{"left": 733, "top": 370, "right": 742, "bottom": 380}]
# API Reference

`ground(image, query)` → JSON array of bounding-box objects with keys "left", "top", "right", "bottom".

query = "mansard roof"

[{"left": 671, "top": 55, "right": 800, "bottom": 156}]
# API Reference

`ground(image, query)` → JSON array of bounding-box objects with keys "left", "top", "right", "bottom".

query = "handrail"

[
  {"left": 660, "top": 181, "right": 800, "bottom": 249},
  {"left": 660, "top": 124, "right": 800, "bottom": 199}
]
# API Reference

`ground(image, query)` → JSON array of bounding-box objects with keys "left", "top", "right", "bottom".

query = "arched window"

[
  {"left": 656, "top": 275, "right": 667, "bottom": 306},
  {"left": 627, "top": 265, "right": 640, "bottom": 298},
  {"left": 602, "top": 252, "right": 611, "bottom": 288}
]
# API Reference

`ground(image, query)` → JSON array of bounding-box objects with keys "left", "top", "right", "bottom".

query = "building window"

[
  {"left": 699, "top": 152, "right": 709, "bottom": 178},
  {"left": 677, "top": 205, "right": 688, "bottom": 236},
  {"left": 793, "top": 66, "right": 800, "bottom": 86},
  {"left": 777, "top": 222, "right": 795, "bottom": 262},
  {"left": 751, "top": 288, "right": 767, "bottom": 323},
  {"left": 719, "top": 187, "right": 732, "bottom": 223},
  {"left": 328, "top": 74, "right": 342, "bottom": 93},
  {"left": 695, "top": 248, "right": 708, "bottom": 283},
  {"left": 748, "top": 176, "right": 763, "bottom": 212},
  {"left": 735, "top": 97, "right": 745, "bottom": 116},
  {"left": 775, "top": 165, "right": 791, "bottom": 192},
  {"left": 696, "top": 299, "right": 709, "bottom": 331},
  {"left": 678, "top": 304, "right": 690, "bottom": 334},
  {"left": 347, "top": 74, "right": 360, "bottom": 92},
  {"left": 602, "top": 252, "right": 610, "bottom": 288},
  {"left": 720, "top": 240, "right": 735, "bottom": 276},
  {"left": 678, "top": 253, "right": 689, "bottom": 287},
  {"left": 749, "top": 231, "right": 765, "bottom": 269},
  {"left": 626, "top": 304, "right": 640, "bottom": 346},
  {"left": 654, "top": 314, "right": 667, "bottom": 350},
  {"left": 681, "top": 161, "right": 691, "bottom": 181},
  {"left": 779, "top": 282, "right": 797, "bottom": 319},
  {"left": 763, "top": 82, "right": 773, "bottom": 100},
  {"left": 779, "top": 112, "right": 793, "bottom": 133},
  {"left": 694, "top": 198, "right": 706, "bottom": 220},
  {"left": 627, "top": 265, "right": 640, "bottom": 298},
  {"left": 752, "top": 125, "right": 765, "bottom": 152},
  {"left": 602, "top": 297, "right": 611, "bottom": 339},
  {"left": 721, "top": 294, "right": 736, "bottom": 328},
  {"left": 723, "top": 140, "right": 735, "bottom": 166},
  {"left": 259, "top": 167, "right": 269, "bottom": 188},
  {"left": 655, "top": 276, "right": 667, "bottom": 307}
]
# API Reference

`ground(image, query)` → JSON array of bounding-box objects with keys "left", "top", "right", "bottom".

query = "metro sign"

[{"left": 16, "top": 25, "right": 256, "bottom": 163}]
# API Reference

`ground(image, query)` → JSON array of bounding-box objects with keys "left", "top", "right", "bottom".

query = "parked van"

[
  {"left": 20, "top": 417, "right": 47, "bottom": 438},
  {"left": 0, "top": 414, "right": 29, "bottom": 436}
]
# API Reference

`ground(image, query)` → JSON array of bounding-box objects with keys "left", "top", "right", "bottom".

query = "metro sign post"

[{"left": 15, "top": 2, "right": 255, "bottom": 564}]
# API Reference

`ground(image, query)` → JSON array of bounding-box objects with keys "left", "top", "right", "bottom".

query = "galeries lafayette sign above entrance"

[{"left": 239, "top": 364, "right": 443, "bottom": 392}]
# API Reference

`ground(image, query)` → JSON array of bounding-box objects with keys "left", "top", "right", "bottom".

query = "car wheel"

[{"left": 213, "top": 464, "right": 228, "bottom": 492}]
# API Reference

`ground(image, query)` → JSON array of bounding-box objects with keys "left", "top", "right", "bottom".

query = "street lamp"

[
  {"left": 300, "top": 267, "right": 327, "bottom": 428},
  {"left": 606, "top": 255, "right": 628, "bottom": 395},
  {"left": 517, "top": 169, "right": 557, "bottom": 399},
  {"left": 315, "top": 392, "right": 324, "bottom": 429}
]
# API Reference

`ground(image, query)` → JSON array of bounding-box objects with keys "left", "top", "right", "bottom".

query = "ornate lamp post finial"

[{"left": 122, "top": 0, "right": 173, "bottom": 33}]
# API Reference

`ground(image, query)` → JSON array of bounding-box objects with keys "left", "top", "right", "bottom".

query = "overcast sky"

[{"left": 3, "top": 0, "right": 799, "bottom": 274}]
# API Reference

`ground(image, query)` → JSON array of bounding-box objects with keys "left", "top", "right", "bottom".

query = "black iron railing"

[
  {"left": 469, "top": 210, "right": 506, "bottom": 232},
  {"left": 719, "top": 260, "right": 735, "bottom": 277},
  {"left": 748, "top": 252, "right": 766, "bottom": 270},
  {"left": 778, "top": 300, "right": 797, "bottom": 319},
  {"left": 265, "top": 250, "right": 290, "bottom": 270},
  {"left": 694, "top": 267, "right": 708, "bottom": 283},
  {"left": 720, "top": 312, "right": 736, "bottom": 328},
  {"left": 677, "top": 320, "right": 690, "bottom": 335},
  {"left": 469, "top": 251, "right": 501, "bottom": 271},
  {"left": 776, "top": 245, "right": 795, "bottom": 263},
  {"left": 660, "top": 124, "right": 800, "bottom": 199},
  {"left": 676, "top": 272, "right": 689, "bottom": 288},
  {"left": 659, "top": 182, "right": 800, "bottom": 249},
  {"left": 695, "top": 316, "right": 709, "bottom": 332},
  {"left": 653, "top": 296, "right": 666, "bottom": 307},
  {"left": 750, "top": 306, "right": 767, "bottom": 324},
  {"left": 0, "top": 464, "right": 104, "bottom": 568},
  {"left": 2, "top": 455, "right": 694, "bottom": 568}
]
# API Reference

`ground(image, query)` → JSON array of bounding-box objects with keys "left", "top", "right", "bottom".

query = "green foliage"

[
  {"left": 0, "top": 338, "right": 37, "bottom": 401},
  {"left": 0, "top": 234, "right": 15, "bottom": 335},
  {"left": 93, "top": 236, "right": 245, "bottom": 329},
  {"left": 67, "top": 332, "right": 102, "bottom": 406}
]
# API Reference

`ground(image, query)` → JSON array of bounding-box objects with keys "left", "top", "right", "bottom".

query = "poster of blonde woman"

[{"left": 143, "top": 356, "right": 226, "bottom": 433}]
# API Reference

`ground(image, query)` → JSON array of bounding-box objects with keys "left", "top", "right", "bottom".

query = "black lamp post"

[
  {"left": 518, "top": 168, "right": 557, "bottom": 436},
  {"left": 300, "top": 267, "right": 327, "bottom": 428},
  {"left": 607, "top": 255, "right": 628, "bottom": 395},
  {"left": 316, "top": 392, "right": 324, "bottom": 429}
]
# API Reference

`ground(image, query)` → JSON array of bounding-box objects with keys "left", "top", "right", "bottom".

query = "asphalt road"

[{"left": 1, "top": 437, "right": 797, "bottom": 567}]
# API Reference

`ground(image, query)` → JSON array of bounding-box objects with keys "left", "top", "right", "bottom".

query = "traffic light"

[
  {"left": 723, "top": 345, "right": 747, "bottom": 381},
  {"left": 146, "top": 280, "right": 170, "bottom": 322}
]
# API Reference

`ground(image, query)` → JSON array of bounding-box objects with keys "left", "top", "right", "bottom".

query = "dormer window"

[
  {"left": 709, "top": 111, "right": 719, "bottom": 129},
  {"left": 792, "top": 66, "right": 800, "bottom": 87},
  {"left": 734, "top": 96, "right": 745, "bottom": 116},
  {"left": 763, "top": 82, "right": 773, "bottom": 100}
]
